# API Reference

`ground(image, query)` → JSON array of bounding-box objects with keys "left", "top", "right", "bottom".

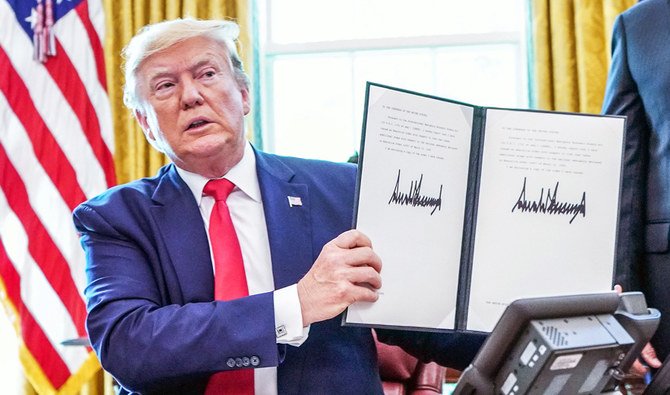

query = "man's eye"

[
  {"left": 202, "top": 71, "right": 216, "bottom": 78},
  {"left": 156, "top": 82, "right": 174, "bottom": 91}
]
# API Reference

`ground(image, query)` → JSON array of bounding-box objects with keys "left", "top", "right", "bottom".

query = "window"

[{"left": 255, "top": 0, "right": 529, "bottom": 162}]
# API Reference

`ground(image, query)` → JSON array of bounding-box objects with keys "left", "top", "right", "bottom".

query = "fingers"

[
  {"left": 347, "top": 265, "right": 382, "bottom": 290},
  {"left": 312, "top": 252, "right": 382, "bottom": 291},
  {"left": 297, "top": 230, "right": 383, "bottom": 326},
  {"left": 347, "top": 281, "right": 381, "bottom": 304},
  {"left": 333, "top": 229, "right": 381, "bottom": 282},
  {"left": 640, "top": 343, "right": 662, "bottom": 368},
  {"left": 629, "top": 358, "right": 648, "bottom": 377},
  {"left": 627, "top": 343, "right": 662, "bottom": 381},
  {"left": 612, "top": 287, "right": 662, "bottom": 371},
  {"left": 333, "top": 229, "right": 372, "bottom": 250},
  {"left": 343, "top": 245, "right": 382, "bottom": 273},
  {"left": 323, "top": 230, "right": 381, "bottom": 272}
]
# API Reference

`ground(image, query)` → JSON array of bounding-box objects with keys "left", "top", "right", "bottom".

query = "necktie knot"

[{"left": 203, "top": 178, "right": 235, "bottom": 202}]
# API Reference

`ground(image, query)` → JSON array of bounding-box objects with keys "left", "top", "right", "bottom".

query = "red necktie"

[{"left": 203, "top": 179, "right": 254, "bottom": 395}]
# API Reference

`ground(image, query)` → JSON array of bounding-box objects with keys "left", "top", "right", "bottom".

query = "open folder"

[{"left": 343, "top": 83, "right": 625, "bottom": 333}]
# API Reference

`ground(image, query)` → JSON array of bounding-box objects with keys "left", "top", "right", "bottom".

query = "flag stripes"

[
  {"left": 0, "top": 0, "right": 116, "bottom": 392},
  {"left": 43, "top": 39, "right": 116, "bottom": 187},
  {"left": 0, "top": 192, "right": 88, "bottom": 372},
  {"left": 0, "top": 140, "right": 87, "bottom": 331},
  {"left": 0, "top": 2, "right": 111, "bottom": 200},
  {"left": 0, "top": 48, "right": 88, "bottom": 211},
  {"left": 73, "top": 1, "right": 106, "bottom": 91},
  {"left": 58, "top": 5, "right": 112, "bottom": 144},
  {"left": 0, "top": 207, "right": 74, "bottom": 388}
]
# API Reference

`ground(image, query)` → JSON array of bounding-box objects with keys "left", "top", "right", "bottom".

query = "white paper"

[
  {"left": 345, "top": 85, "right": 624, "bottom": 333},
  {"left": 346, "top": 85, "right": 473, "bottom": 329},
  {"left": 466, "top": 109, "right": 624, "bottom": 332}
]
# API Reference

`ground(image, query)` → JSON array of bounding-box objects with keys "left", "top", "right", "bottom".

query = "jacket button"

[
  {"left": 250, "top": 356, "right": 260, "bottom": 366},
  {"left": 226, "top": 358, "right": 236, "bottom": 368},
  {"left": 235, "top": 358, "right": 243, "bottom": 367},
  {"left": 242, "top": 357, "right": 250, "bottom": 367}
]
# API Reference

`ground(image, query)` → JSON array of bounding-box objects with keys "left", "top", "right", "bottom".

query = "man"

[
  {"left": 73, "top": 18, "right": 484, "bottom": 394},
  {"left": 602, "top": 0, "right": 670, "bottom": 370}
]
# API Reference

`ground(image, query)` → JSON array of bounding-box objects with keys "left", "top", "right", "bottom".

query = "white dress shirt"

[{"left": 176, "top": 142, "right": 308, "bottom": 395}]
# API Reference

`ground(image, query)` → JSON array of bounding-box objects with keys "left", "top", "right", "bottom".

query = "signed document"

[{"left": 343, "top": 83, "right": 625, "bottom": 333}]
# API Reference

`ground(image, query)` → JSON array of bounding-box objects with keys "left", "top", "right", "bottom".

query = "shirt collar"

[{"left": 176, "top": 142, "right": 261, "bottom": 205}]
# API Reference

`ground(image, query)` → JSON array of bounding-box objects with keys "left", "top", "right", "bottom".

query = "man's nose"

[{"left": 180, "top": 78, "right": 203, "bottom": 109}]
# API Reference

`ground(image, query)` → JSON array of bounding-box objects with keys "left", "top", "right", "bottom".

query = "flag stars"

[{"left": 25, "top": 8, "right": 38, "bottom": 30}]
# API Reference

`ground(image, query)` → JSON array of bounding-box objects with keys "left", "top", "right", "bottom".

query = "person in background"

[
  {"left": 73, "top": 17, "right": 485, "bottom": 394},
  {"left": 602, "top": 0, "right": 669, "bottom": 375}
]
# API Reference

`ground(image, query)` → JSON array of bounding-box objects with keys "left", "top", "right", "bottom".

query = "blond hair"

[{"left": 122, "top": 18, "right": 250, "bottom": 112}]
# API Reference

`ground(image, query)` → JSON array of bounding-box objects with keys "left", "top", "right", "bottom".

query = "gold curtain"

[
  {"left": 530, "top": 0, "right": 636, "bottom": 113},
  {"left": 103, "top": 0, "right": 253, "bottom": 185}
]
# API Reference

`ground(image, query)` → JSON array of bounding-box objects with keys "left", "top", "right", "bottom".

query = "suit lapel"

[
  {"left": 146, "top": 153, "right": 314, "bottom": 300},
  {"left": 255, "top": 151, "right": 314, "bottom": 289},
  {"left": 150, "top": 165, "right": 215, "bottom": 301}
]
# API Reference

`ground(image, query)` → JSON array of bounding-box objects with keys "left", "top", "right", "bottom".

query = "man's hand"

[
  {"left": 297, "top": 230, "right": 382, "bottom": 326},
  {"left": 613, "top": 285, "right": 663, "bottom": 377},
  {"left": 629, "top": 343, "right": 662, "bottom": 377}
]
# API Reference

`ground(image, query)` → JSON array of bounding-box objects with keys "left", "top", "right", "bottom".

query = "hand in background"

[
  {"left": 613, "top": 284, "right": 663, "bottom": 377},
  {"left": 298, "top": 230, "right": 382, "bottom": 326}
]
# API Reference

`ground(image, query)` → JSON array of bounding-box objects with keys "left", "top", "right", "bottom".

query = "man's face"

[{"left": 135, "top": 36, "right": 250, "bottom": 175}]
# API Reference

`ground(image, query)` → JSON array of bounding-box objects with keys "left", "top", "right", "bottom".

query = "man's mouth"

[{"left": 186, "top": 119, "right": 209, "bottom": 130}]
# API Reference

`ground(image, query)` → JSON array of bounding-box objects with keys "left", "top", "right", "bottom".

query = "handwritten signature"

[
  {"left": 388, "top": 169, "right": 443, "bottom": 215},
  {"left": 511, "top": 177, "right": 586, "bottom": 224}
]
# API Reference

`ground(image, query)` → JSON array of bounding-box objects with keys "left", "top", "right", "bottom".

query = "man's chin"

[
  {"left": 177, "top": 140, "right": 244, "bottom": 172},
  {"left": 189, "top": 134, "right": 242, "bottom": 154}
]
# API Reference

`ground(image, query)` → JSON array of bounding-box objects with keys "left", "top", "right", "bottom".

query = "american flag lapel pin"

[{"left": 287, "top": 196, "right": 302, "bottom": 207}]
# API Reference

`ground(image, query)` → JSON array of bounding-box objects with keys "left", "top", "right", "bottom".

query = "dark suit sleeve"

[
  {"left": 375, "top": 329, "right": 486, "bottom": 371},
  {"left": 74, "top": 203, "right": 278, "bottom": 393},
  {"left": 601, "top": 14, "right": 650, "bottom": 293}
]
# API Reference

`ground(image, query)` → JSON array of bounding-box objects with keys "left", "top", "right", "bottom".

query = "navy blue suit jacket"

[
  {"left": 602, "top": 0, "right": 670, "bottom": 293},
  {"left": 73, "top": 149, "right": 484, "bottom": 394},
  {"left": 602, "top": 0, "right": 670, "bottom": 358}
]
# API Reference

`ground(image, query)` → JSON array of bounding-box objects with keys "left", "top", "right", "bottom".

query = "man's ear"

[
  {"left": 241, "top": 87, "right": 251, "bottom": 116},
  {"left": 134, "top": 109, "right": 156, "bottom": 142}
]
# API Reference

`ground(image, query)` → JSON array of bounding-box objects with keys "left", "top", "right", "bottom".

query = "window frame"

[{"left": 252, "top": 0, "right": 530, "bottom": 158}]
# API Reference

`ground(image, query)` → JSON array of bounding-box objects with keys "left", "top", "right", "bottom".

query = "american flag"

[{"left": 0, "top": 0, "right": 115, "bottom": 392}]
